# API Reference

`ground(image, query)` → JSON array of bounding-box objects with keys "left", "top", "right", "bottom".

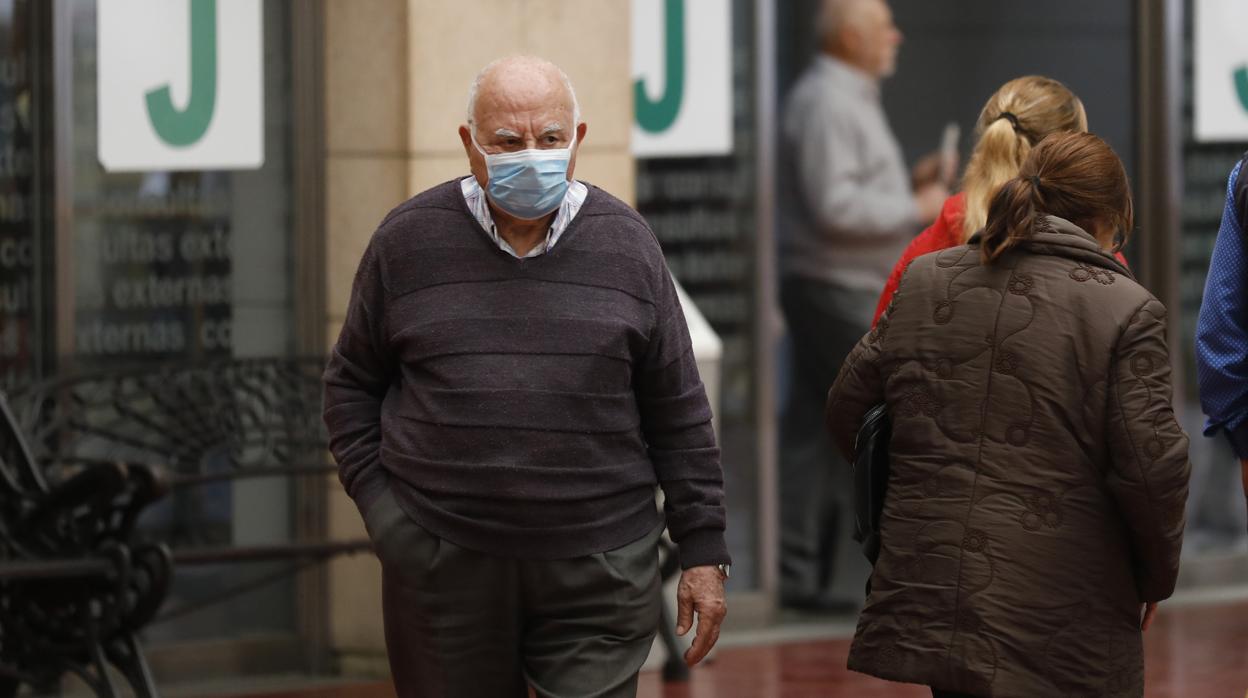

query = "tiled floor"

[{"left": 201, "top": 600, "right": 1248, "bottom": 698}]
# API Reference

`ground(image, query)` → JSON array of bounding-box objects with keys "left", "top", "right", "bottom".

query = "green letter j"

[
  {"left": 634, "top": 0, "right": 685, "bottom": 134},
  {"left": 1236, "top": 66, "right": 1248, "bottom": 113},
  {"left": 146, "top": 0, "right": 218, "bottom": 147}
]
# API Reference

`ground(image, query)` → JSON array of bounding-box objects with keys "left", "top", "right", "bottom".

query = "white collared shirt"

[{"left": 460, "top": 176, "right": 589, "bottom": 258}]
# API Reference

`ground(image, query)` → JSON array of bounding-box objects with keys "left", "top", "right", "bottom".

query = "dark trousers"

[
  {"left": 364, "top": 487, "right": 663, "bottom": 698},
  {"left": 778, "top": 277, "right": 876, "bottom": 604},
  {"left": 932, "top": 690, "right": 979, "bottom": 698}
]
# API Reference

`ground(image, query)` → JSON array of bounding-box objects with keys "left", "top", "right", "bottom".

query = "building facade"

[{"left": 0, "top": 0, "right": 1242, "bottom": 683}]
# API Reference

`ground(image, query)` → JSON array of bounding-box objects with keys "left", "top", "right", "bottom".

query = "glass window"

[
  {"left": 636, "top": 0, "right": 762, "bottom": 588},
  {"left": 0, "top": 0, "right": 40, "bottom": 389},
  {"left": 1177, "top": 0, "right": 1248, "bottom": 554},
  {"left": 62, "top": 0, "right": 300, "bottom": 644}
]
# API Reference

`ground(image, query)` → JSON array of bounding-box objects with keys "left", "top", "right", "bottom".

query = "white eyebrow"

[
  {"left": 494, "top": 127, "right": 521, "bottom": 139},
  {"left": 540, "top": 123, "right": 566, "bottom": 136}
]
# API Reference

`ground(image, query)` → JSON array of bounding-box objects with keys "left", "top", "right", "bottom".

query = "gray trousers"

[
  {"left": 778, "top": 276, "right": 875, "bottom": 603},
  {"left": 364, "top": 487, "right": 663, "bottom": 698}
]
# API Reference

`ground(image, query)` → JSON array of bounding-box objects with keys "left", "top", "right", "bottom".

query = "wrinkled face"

[
  {"left": 458, "top": 69, "right": 584, "bottom": 191},
  {"left": 845, "top": 0, "right": 902, "bottom": 78}
]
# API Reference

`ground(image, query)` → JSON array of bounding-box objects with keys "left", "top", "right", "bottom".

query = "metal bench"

[
  {"left": 0, "top": 358, "right": 374, "bottom": 697},
  {"left": 0, "top": 390, "right": 171, "bottom": 696}
]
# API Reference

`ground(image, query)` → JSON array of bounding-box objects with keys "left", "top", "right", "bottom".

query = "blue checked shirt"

[{"left": 1196, "top": 155, "right": 1248, "bottom": 458}]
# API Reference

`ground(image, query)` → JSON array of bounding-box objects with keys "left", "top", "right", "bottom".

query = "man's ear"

[
  {"left": 462, "top": 124, "right": 488, "bottom": 188},
  {"left": 567, "top": 123, "right": 588, "bottom": 182},
  {"left": 840, "top": 27, "right": 861, "bottom": 61}
]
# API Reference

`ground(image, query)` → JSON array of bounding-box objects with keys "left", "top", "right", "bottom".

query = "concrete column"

[
  {"left": 322, "top": 0, "right": 635, "bottom": 675},
  {"left": 322, "top": 0, "right": 409, "bottom": 675},
  {"left": 404, "top": 0, "right": 634, "bottom": 200}
]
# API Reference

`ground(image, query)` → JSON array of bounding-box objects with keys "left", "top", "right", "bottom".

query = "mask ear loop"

[{"left": 469, "top": 125, "right": 490, "bottom": 159}]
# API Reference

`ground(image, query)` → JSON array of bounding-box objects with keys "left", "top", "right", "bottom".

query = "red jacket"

[
  {"left": 872, "top": 193, "right": 967, "bottom": 326},
  {"left": 871, "top": 192, "right": 1130, "bottom": 326}
]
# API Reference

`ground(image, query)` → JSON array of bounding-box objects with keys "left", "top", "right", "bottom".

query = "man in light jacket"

[{"left": 777, "top": 0, "right": 947, "bottom": 610}]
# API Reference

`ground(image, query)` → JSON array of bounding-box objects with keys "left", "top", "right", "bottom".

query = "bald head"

[
  {"left": 819, "top": 0, "right": 871, "bottom": 40},
  {"left": 466, "top": 56, "right": 580, "bottom": 135},
  {"left": 458, "top": 56, "right": 588, "bottom": 206},
  {"left": 819, "top": 0, "right": 902, "bottom": 79}
]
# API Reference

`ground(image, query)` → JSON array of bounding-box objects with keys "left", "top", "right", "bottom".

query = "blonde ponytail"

[
  {"left": 962, "top": 118, "right": 1031, "bottom": 240},
  {"left": 960, "top": 76, "right": 1088, "bottom": 242}
]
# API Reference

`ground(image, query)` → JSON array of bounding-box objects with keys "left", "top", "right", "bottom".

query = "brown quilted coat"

[{"left": 826, "top": 216, "right": 1191, "bottom": 697}]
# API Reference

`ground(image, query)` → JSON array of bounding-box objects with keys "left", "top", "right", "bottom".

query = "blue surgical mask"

[{"left": 473, "top": 132, "right": 575, "bottom": 220}]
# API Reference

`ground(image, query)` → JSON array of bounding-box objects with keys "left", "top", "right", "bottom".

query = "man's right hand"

[
  {"left": 675, "top": 565, "right": 728, "bottom": 667},
  {"left": 914, "top": 182, "right": 949, "bottom": 226}
]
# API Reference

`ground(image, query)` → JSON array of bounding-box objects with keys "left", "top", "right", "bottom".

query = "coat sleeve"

[
  {"left": 323, "top": 238, "right": 395, "bottom": 520},
  {"left": 827, "top": 276, "right": 899, "bottom": 461},
  {"left": 1105, "top": 298, "right": 1192, "bottom": 602},
  {"left": 1196, "top": 158, "right": 1248, "bottom": 458}
]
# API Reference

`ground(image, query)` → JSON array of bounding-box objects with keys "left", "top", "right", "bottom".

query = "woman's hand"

[{"left": 1141, "top": 602, "right": 1159, "bottom": 631}]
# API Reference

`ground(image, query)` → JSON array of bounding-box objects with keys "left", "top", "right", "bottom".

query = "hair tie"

[
  {"left": 997, "top": 112, "right": 1021, "bottom": 130},
  {"left": 1028, "top": 174, "right": 1042, "bottom": 188},
  {"left": 996, "top": 111, "right": 1036, "bottom": 143}
]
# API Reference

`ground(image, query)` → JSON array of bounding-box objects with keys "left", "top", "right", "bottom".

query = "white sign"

[
  {"left": 1194, "top": 0, "right": 1248, "bottom": 142},
  {"left": 631, "top": 0, "right": 733, "bottom": 158},
  {"left": 98, "top": 0, "right": 264, "bottom": 171}
]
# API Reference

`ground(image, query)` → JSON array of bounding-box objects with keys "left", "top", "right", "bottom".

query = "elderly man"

[
  {"left": 323, "top": 55, "right": 729, "bottom": 698},
  {"left": 777, "top": 0, "right": 947, "bottom": 611}
]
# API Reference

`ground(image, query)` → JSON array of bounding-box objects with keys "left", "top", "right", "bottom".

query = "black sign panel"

[{"left": 0, "top": 0, "right": 36, "bottom": 388}]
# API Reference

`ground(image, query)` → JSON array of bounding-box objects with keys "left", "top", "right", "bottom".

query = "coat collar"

[{"left": 970, "top": 215, "right": 1133, "bottom": 280}]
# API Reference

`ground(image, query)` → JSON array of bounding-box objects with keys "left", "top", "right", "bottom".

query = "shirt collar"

[{"left": 459, "top": 176, "right": 587, "bottom": 259}]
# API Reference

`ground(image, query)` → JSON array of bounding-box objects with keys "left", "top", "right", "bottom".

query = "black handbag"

[{"left": 852, "top": 404, "right": 891, "bottom": 564}]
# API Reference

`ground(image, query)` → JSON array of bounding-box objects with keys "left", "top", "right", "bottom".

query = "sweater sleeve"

[
  {"left": 1196, "top": 158, "right": 1248, "bottom": 458},
  {"left": 1106, "top": 299, "right": 1191, "bottom": 602},
  {"left": 323, "top": 238, "right": 394, "bottom": 520},
  {"left": 637, "top": 268, "right": 729, "bottom": 569}
]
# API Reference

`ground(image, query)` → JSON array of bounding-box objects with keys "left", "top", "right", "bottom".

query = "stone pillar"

[
  {"left": 322, "top": 0, "right": 408, "bottom": 675},
  {"left": 404, "top": 0, "right": 634, "bottom": 199},
  {"left": 322, "top": 0, "right": 635, "bottom": 674}
]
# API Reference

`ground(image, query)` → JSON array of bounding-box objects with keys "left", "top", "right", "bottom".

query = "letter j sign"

[
  {"left": 98, "top": 0, "right": 264, "bottom": 171},
  {"left": 1194, "top": 0, "right": 1248, "bottom": 142},
  {"left": 632, "top": 0, "right": 733, "bottom": 158}
]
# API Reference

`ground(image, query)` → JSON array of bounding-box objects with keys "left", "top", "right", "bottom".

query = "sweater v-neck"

[{"left": 452, "top": 180, "right": 597, "bottom": 265}]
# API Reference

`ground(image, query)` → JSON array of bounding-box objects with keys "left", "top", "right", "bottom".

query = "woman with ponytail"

[
  {"left": 870, "top": 76, "right": 1130, "bottom": 326},
  {"left": 826, "top": 132, "right": 1191, "bottom": 697}
]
